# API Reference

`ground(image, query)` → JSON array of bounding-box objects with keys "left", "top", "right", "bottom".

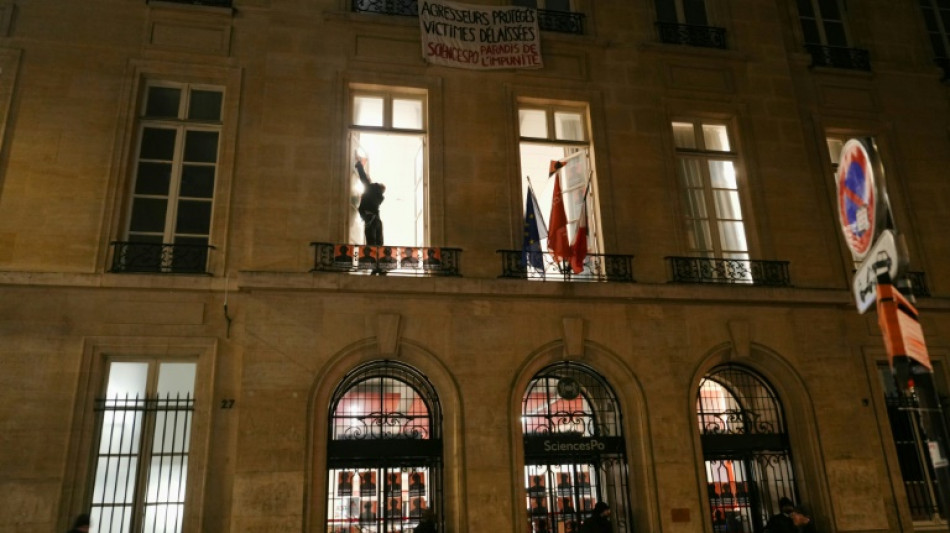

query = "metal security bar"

[
  {"left": 311, "top": 242, "right": 461, "bottom": 277},
  {"left": 885, "top": 393, "right": 943, "bottom": 521},
  {"left": 522, "top": 363, "right": 631, "bottom": 533},
  {"left": 804, "top": 44, "right": 872, "bottom": 71},
  {"left": 110, "top": 242, "right": 214, "bottom": 275},
  {"left": 498, "top": 250, "right": 635, "bottom": 282},
  {"left": 698, "top": 365, "right": 801, "bottom": 533},
  {"left": 327, "top": 361, "right": 444, "bottom": 533},
  {"left": 92, "top": 394, "right": 194, "bottom": 533},
  {"left": 656, "top": 22, "right": 727, "bottom": 49},
  {"left": 667, "top": 256, "right": 791, "bottom": 286}
]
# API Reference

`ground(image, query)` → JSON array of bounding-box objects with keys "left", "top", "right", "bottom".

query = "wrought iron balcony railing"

[
  {"left": 498, "top": 250, "right": 635, "bottom": 282},
  {"left": 146, "top": 0, "right": 233, "bottom": 7},
  {"left": 110, "top": 241, "right": 214, "bottom": 274},
  {"left": 656, "top": 22, "right": 727, "bottom": 49},
  {"left": 537, "top": 9, "right": 584, "bottom": 35},
  {"left": 311, "top": 242, "right": 461, "bottom": 277},
  {"left": 804, "top": 43, "right": 871, "bottom": 71},
  {"left": 350, "top": 0, "right": 584, "bottom": 34},
  {"left": 666, "top": 256, "right": 791, "bottom": 286}
]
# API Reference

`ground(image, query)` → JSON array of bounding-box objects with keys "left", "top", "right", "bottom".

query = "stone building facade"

[{"left": 1, "top": 0, "right": 949, "bottom": 532}]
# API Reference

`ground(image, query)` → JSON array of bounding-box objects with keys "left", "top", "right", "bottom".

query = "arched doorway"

[
  {"left": 521, "top": 362, "right": 631, "bottom": 533},
  {"left": 697, "top": 364, "right": 801, "bottom": 533},
  {"left": 325, "top": 360, "right": 442, "bottom": 532}
]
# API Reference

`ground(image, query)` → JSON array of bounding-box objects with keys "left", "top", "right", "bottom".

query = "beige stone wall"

[{"left": 1, "top": 0, "right": 950, "bottom": 532}]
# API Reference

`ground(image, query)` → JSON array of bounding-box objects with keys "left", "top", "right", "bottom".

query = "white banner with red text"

[{"left": 418, "top": 0, "right": 543, "bottom": 70}]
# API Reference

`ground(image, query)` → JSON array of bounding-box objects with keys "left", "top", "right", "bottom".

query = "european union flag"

[{"left": 522, "top": 185, "right": 548, "bottom": 269}]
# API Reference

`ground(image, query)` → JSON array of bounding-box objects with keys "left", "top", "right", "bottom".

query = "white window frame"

[
  {"left": 122, "top": 81, "right": 224, "bottom": 272},
  {"left": 517, "top": 101, "right": 603, "bottom": 278},
  {"left": 88, "top": 358, "right": 198, "bottom": 533},
  {"left": 346, "top": 85, "right": 429, "bottom": 248},
  {"left": 672, "top": 118, "right": 749, "bottom": 261},
  {"left": 797, "top": 0, "right": 851, "bottom": 46},
  {"left": 655, "top": 0, "right": 709, "bottom": 25}
]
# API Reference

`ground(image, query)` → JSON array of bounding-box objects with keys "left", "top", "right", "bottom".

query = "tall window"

[
  {"left": 697, "top": 364, "right": 801, "bottom": 533},
  {"left": 122, "top": 82, "right": 223, "bottom": 273},
  {"left": 655, "top": 0, "right": 708, "bottom": 25},
  {"left": 518, "top": 102, "right": 601, "bottom": 276},
  {"left": 348, "top": 87, "right": 427, "bottom": 248},
  {"left": 879, "top": 364, "right": 946, "bottom": 523},
  {"left": 672, "top": 120, "right": 748, "bottom": 261},
  {"left": 521, "top": 362, "right": 631, "bottom": 533},
  {"left": 326, "top": 361, "right": 443, "bottom": 533},
  {"left": 90, "top": 360, "right": 197, "bottom": 533},
  {"left": 797, "top": 0, "right": 850, "bottom": 46},
  {"left": 919, "top": 0, "right": 950, "bottom": 63}
]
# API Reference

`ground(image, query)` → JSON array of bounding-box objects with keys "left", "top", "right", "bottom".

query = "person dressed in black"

[
  {"left": 579, "top": 501, "right": 612, "bottom": 533},
  {"left": 414, "top": 509, "right": 437, "bottom": 533},
  {"left": 765, "top": 497, "right": 815, "bottom": 533},
  {"left": 355, "top": 157, "right": 386, "bottom": 246}
]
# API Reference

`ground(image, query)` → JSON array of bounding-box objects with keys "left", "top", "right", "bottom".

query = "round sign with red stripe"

[{"left": 836, "top": 139, "right": 881, "bottom": 260}]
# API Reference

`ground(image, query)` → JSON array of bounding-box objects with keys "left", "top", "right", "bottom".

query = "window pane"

[
  {"left": 702, "top": 124, "right": 731, "bottom": 151},
  {"left": 393, "top": 98, "right": 423, "bottom": 130},
  {"left": 183, "top": 130, "right": 219, "bottom": 163},
  {"left": 175, "top": 200, "right": 212, "bottom": 235},
  {"left": 146, "top": 87, "right": 181, "bottom": 118},
  {"left": 157, "top": 363, "right": 197, "bottom": 396},
  {"left": 676, "top": 158, "right": 704, "bottom": 187},
  {"left": 107, "top": 362, "right": 149, "bottom": 398},
  {"left": 801, "top": 19, "right": 821, "bottom": 43},
  {"left": 655, "top": 0, "right": 677, "bottom": 22},
  {"left": 708, "top": 160, "right": 737, "bottom": 188},
  {"left": 135, "top": 163, "right": 172, "bottom": 195},
  {"left": 714, "top": 189, "right": 743, "bottom": 219},
  {"left": 824, "top": 21, "right": 847, "bottom": 46},
  {"left": 686, "top": 189, "right": 709, "bottom": 218},
  {"left": 130, "top": 198, "right": 168, "bottom": 233},
  {"left": 826, "top": 137, "right": 844, "bottom": 164},
  {"left": 683, "top": 0, "right": 708, "bottom": 25},
  {"left": 519, "top": 109, "right": 548, "bottom": 138},
  {"left": 188, "top": 89, "right": 223, "bottom": 121},
  {"left": 554, "top": 112, "right": 585, "bottom": 141},
  {"left": 719, "top": 220, "right": 748, "bottom": 252},
  {"left": 797, "top": 0, "right": 815, "bottom": 17},
  {"left": 818, "top": 0, "right": 841, "bottom": 19},
  {"left": 140, "top": 128, "right": 177, "bottom": 160},
  {"left": 672, "top": 122, "right": 696, "bottom": 149},
  {"left": 687, "top": 219, "right": 713, "bottom": 253},
  {"left": 546, "top": 0, "right": 570, "bottom": 11},
  {"left": 354, "top": 96, "right": 385, "bottom": 127},
  {"left": 180, "top": 165, "right": 215, "bottom": 198}
]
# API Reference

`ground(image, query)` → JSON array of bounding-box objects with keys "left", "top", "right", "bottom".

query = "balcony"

[
  {"left": 351, "top": 0, "right": 584, "bottom": 35},
  {"left": 311, "top": 242, "right": 462, "bottom": 277},
  {"left": 804, "top": 44, "right": 871, "bottom": 71},
  {"left": 656, "top": 22, "right": 727, "bottom": 50},
  {"left": 666, "top": 257, "right": 791, "bottom": 286},
  {"left": 497, "top": 250, "right": 635, "bottom": 282},
  {"left": 110, "top": 242, "right": 214, "bottom": 274}
]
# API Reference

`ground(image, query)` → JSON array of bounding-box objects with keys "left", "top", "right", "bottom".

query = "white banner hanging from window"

[{"left": 418, "top": 0, "right": 543, "bottom": 70}]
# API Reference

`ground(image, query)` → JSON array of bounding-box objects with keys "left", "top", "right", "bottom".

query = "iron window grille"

[
  {"left": 327, "top": 361, "right": 443, "bottom": 533},
  {"left": 522, "top": 362, "right": 631, "bottom": 533},
  {"left": 697, "top": 364, "right": 802, "bottom": 533},
  {"left": 666, "top": 256, "right": 791, "bottom": 286}
]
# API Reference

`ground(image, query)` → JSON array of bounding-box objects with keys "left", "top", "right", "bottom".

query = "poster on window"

[{"left": 418, "top": 0, "right": 543, "bottom": 70}]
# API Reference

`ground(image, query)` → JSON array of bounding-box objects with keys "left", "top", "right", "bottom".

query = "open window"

[{"left": 347, "top": 87, "right": 427, "bottom": 249}]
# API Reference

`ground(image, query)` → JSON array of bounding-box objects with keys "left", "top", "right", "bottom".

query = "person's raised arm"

[{"left": 355, "top": 157, "right": 371, "bottom": 186}]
